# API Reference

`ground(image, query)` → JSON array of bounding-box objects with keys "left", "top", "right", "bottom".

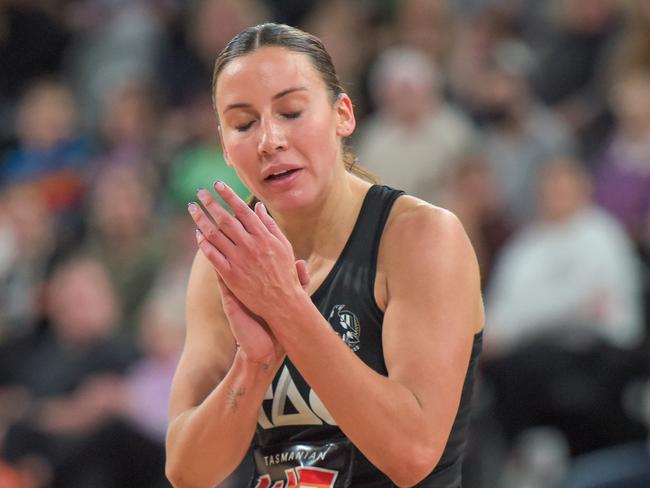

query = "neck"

[{"left": 271, "top": 173, "right": 370, "bottom": 262}]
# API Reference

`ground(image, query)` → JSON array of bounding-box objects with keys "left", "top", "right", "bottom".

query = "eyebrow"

[{"left": 223, "top": 86, "right": 308, "bottom": 113}]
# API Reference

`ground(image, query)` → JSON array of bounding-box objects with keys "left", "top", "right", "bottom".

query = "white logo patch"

[{"left": 328, "top": 305, "right": 361, "bottom": 352}]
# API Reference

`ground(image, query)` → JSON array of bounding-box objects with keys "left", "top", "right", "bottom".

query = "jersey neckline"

[{"left": 309, "top": 184, "right": 377, "bottom": 302}]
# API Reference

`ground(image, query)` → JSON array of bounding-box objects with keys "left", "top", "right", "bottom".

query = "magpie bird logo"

[{"left": 328, "top": 305, "right": 361, "bottom": 352}]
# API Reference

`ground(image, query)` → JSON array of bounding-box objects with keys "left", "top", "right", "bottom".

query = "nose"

[{"left": 258, "top": 117, "right": 287, "bottom": 156}]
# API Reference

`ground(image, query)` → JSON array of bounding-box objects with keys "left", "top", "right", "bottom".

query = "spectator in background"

[
  {"left": 0, "top": 2, "right": 70, "bottom": 144},
  {"left": 83, "top": 164, "right": 167, "bottom": 329},
  {"left": 595, "top": 70, "right": 650, "bottom": 259},
  {"left": 486, "top": 158, "right": 642, "bottom": 353},
  {"left": 0, "top": 256, "right": 136, "bottom": 488},
  {"left": 0, "top": 256, "right": 185, "bottom": 488},
  {"left": 473, "top": 39, "right": 578, "bottom": 222},
  {"left": 0, "top": 80, "right": 92, "bottom": 215},
  {"left": 356, "top": 46, "right": 475, "bottom": 204},
  {"left": 483, "top": 159, "right": 644, "bottom": 470}
]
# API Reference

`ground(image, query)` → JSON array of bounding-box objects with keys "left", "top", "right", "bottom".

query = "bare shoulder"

[
  {"left": 382, "top": 195, "right": 469, "bottom": 247},
  {"left": 382, "top": 195, "right": 477, "bottom": 271},
  {"left": 169, "top": 251, "right": 236, "bottom": 419},
  {"left": 377, "top": 195, "right": 484, "bottom": 333}
]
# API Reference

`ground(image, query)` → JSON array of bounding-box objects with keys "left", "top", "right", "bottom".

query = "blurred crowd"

[{"left": 0, "top": 0, "right": 648, "bottom": 487}]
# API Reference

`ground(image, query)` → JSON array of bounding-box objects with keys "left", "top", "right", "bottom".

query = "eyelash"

[
  {"left": 283, "top": 111, "right": 301, "bottom": 119},
  {"left": 236, "top": 122, "right": 254, "bottom": 132},
  {"left": 235, "top": 112, "right": 302, "bottom": 132}
]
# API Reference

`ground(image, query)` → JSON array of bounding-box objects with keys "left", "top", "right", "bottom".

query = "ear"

[
  {"left": 218, "top": 125, "right": 233, "bottom": 167},
  {"left": 335, "top": 93, "right": 356, "bottom": 138}
]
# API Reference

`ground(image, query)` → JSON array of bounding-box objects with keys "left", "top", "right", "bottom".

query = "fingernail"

[
  {"left": 214, "top": 181, "right": 225, "bottom": 192},
  {"left": 187, "top": 202, "right": 197, "bottom": 212},
  {"left": 195, "top": 228, "right": 202, "bottom": 240},
  {"left": 255, "top": 201, "right": 267, "bottom": 214}
]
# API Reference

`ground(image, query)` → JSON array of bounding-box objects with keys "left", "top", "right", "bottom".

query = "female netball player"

[{"left": 166, "top": 23, "right": 484, "bottom": 488}]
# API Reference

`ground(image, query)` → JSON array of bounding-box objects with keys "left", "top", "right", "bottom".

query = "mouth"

[{"left": 264, "top": 168, "right": 300, "bottom": 182}]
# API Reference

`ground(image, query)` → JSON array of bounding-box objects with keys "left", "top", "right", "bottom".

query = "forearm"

[
  {"left": 267, "top": 295, "right": 443, "bottom": 485},
  {"left": 166, "top": 352, "right": 277, "bottom": 488}
]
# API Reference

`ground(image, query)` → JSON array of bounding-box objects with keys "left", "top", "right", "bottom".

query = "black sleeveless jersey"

[{"left": 250, "top": 185, "right": 483, "bottom": 488}]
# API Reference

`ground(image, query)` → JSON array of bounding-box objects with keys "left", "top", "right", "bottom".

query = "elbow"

[
  {"left": 166, "top": 456, "right": 218, "bottom": 488},
  {"left": 384, "top": 444, "right": 441, "bottom": 488},
  {"left": 165, "top": 437, "right": 195, "bottom": 488},
  {"left": 165, "top": 460, "right": 195, "bottom": 488},
  {"left": 165, "top": 466, "right": 182, "bottom": 488},
  {"left": 165, "top": 464, "right": 184, "bottom": 488}
]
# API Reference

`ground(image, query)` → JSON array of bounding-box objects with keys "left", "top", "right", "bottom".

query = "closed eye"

[
  {"left": 282, "top": 111, "right": 301, "bottom": 119},
  {"left": 236, "top": 121, "right": 254, "bottom": 132}
]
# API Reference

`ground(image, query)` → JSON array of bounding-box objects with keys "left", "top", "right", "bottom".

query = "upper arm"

[
  {"left": 380, "top": 200, "right": 483, "bottom": 448},
  {"left": 168, "top": 251, "right": 237, "bottom": 421}
]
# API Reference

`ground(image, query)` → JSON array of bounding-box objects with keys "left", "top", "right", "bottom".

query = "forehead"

[{"left": 215, "top": 47, "right": 325, "bottom": 107}]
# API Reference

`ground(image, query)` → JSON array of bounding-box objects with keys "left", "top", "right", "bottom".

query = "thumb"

[{"left": 295, "top": 259, "right": 310, "bottom": 291}]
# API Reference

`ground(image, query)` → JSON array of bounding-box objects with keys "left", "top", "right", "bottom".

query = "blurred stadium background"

[{"left": 0, "top": 0, "right": 648, "bottom": 487}]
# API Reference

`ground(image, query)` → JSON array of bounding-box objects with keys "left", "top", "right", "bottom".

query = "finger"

[
  {"left": 214, "top": 181, "right": 265, "bottom": 235},
  {"left": 188, "top": 202, "right": 236, "bottom": 255},
  {"left": 196, "top": 188, "right": 247, "bottom": 244},
  {"left": 196, "top": 229, "right": 231, "bottom": 273},
  {"left": 295, "top": 259, "right": 310, "bottom": 290},
  {"left": 255, "top": 201, "right": 287, "bottom": 243}
]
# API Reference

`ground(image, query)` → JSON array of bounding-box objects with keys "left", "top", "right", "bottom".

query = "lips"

[
  {"left": 266, "top": 168, "right": 298, "bottom": 181},
  {"left": 262, "top": 166, "right": 303, "bottom": 188},
  {"left": 262, "top": 165, "right": 302, "bottom": 181}
]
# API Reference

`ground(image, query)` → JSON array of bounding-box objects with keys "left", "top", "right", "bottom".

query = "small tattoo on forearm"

[{"left": 227, "top": 387, "right": 245, "bottom": 411}]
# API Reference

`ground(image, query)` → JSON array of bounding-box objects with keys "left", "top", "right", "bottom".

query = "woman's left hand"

[{"left": 188, "top": 182, "right": 304, "bottom": 320}]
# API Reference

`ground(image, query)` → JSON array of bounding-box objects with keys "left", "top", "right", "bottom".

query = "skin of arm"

[
  {"left": 194, "top": 184, "right": 484, "bottom": 487},
  {"left": 165, "top": 252, "right": 280, "bottom": 488}
]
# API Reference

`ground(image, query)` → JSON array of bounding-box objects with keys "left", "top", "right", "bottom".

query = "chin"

[{"left": 265, "top": 188, "right": 317, "bottom": 214}]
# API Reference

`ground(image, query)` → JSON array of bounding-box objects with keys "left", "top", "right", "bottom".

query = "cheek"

[
  {"left": 222, "top": 138, "right": 257, "bottom": 184},
  {"left": 293, "top": 114, "right": 339, "bottom": 158},
  {"left": 225, "top": 134, "right": 256, "bottom": 167}
]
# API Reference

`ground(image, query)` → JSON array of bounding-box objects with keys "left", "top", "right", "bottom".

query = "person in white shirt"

[{"left": 486, "top": 157, "right": 643, "bottom": 355}]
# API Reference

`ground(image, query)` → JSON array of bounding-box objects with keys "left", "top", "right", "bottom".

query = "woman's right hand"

[{"left": 217, "top": 259, "right": 310, "bottom": 368}]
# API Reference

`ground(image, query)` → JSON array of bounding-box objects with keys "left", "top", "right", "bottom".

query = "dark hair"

[{"left": 211, "top": 22, "right": 376, "bottom": 204}]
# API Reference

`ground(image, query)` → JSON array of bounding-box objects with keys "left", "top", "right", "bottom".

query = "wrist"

[
  {"left": 234, "top": 348, "right": 284, "bottom": 378},
  {"left": 264, "top": 287, "right": 315, "bottom": 341}
]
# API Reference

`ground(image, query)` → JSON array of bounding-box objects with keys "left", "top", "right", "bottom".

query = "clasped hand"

[{"left": 188, "top": 182, "right": 309, "bottom": 364}]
